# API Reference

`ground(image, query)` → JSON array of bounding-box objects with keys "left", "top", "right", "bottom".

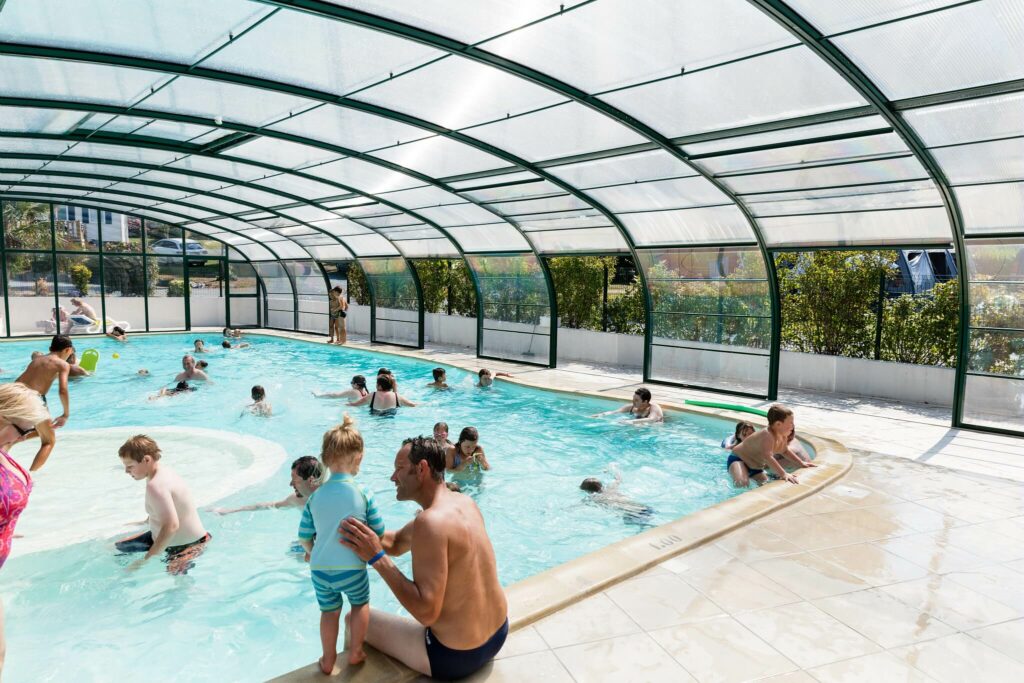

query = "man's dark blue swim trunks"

[{"left": 425, "top": 618, "right": 508, "bottom": 680}]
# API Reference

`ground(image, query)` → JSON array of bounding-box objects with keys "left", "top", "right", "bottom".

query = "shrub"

[
  {"left": 68, "top": 263, "right": 93, "bottom": 296},
  {"left": 167, "top": 279, "right": 185, "bottom": 297},
  {"left": 546, "top": 256, "right": 616, "bottom": 329}
]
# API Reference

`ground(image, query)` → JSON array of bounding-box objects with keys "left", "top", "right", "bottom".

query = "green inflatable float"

[
  {"left": 684, "top": 399, "right": 768, "bottom": 417},
  {"left": 78, "top": 348, "right": 100, "bottom": 373}
]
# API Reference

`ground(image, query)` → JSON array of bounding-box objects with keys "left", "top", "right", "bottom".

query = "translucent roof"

[{"left": 1, "top": 0, "right": 1020, "bottom": 260}]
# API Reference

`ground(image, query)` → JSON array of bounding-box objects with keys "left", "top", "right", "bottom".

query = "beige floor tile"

[
  {"left": 462, "top": 651, "right": 573, "bottom": 683},
  {"left": 749, "top": 552, "right": 869, "bottom": 600},
  {"left": 677, "top": 559, "right": 802, "bottom": 614},
  {"left": 1006, "top": 557, "right": 1024, "bottom": 574},
  {"left": 808, "top": 651, "right": 933, "bottom": 682},
  {"left": 755, "top": 673, "right": 817, "bottom": 683},
  {"left": 787, "top": 492, "right": 855, "bottom": 515},
  {"left": 649, "top": 616, "right": 797, "bottom": 683},
  {"left": 758, "top": 516, "right": 856, "bottom": 553},
  {"left": 811, "top": 543, "right": 929, "bottom": 587},
  {"left": 913, "top": 496, "right": 1008, "bottom": 524},
  {"left": 880, "top": 576, "right": 1022, "bottom": 631},
  {"left": 890, "top": 633, "right": 1023, "bottom": 683},
  {"left": 944, "top": 564, "right": 1024, "bottom": 613},
  {"left": 860, "top": 501, "right": 965, "bottom": 535},
  {"left": 735, "top": 602, "right": 880, "bottom": 669},
  {"left": 605, "top": 572, "right": 725, "bottom": 630},
  {"left": 874, "top": 531, "right": 990, "bottom": 574},
  {"left": 971, "top": 517, "right": 1024, "bottom": 544},
  {"left": 812, "top": 587, "right": 956, "bottom": 648},
  {"left": 554, "top": 633, "right": 695, "bottom": 683},
  {"left": 941, "top": 524, "right": 1024, "bottom": 563},
  {"left": 714, "top": 527, "right": 802, "bottom": 562},
  {"left": 494, "top": 626, "right": 548, "bottom": 660},
  {"left": 822, "top": 482, "right": 903, "bottom": 508},
  {"left": 812, "top": 508, "right": 907, "bottom": 543},
  {"left": 968, "top": 618, "right": 1024, "bottom": 665},
  {"left": 660, "top": 545, "right": 735, "bottom": 576},
  {"left": 533, "top": 593, "right": 641, "bottom": 649}
]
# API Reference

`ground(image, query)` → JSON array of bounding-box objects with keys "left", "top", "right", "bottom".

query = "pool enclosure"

[{"left": 0, "top": 0, "right": 1020, "bottom": 434}]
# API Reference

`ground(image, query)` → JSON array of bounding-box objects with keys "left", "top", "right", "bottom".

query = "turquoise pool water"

[{"left": 1, "top": 333, "right": 748, "bottom": 682}]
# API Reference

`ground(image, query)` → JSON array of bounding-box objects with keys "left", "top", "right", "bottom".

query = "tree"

[
  {"left": 546, "top": 256, "right": 616, "bottom": 329},
  {"left": 881, "top": 279, "right": 959, "bottom": 366},
  {"left": 411, "top": 259, "right": 477, "bottom": 316},
  {"left": 69, "top": 263, "right": 93, "bottom": 296}
]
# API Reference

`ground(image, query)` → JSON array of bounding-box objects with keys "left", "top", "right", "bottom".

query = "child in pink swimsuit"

[{"left": 0, "top": 450, "right": 31, "bottom": 569}]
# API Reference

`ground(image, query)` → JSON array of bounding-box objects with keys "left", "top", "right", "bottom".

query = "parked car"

[{"left": 150, "top": 238, "right": 209, "bottom": 255}]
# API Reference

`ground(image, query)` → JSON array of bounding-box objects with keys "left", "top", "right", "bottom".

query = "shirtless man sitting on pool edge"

[{"left": 339, "top": 436, "right": 507, "bottom": 680}]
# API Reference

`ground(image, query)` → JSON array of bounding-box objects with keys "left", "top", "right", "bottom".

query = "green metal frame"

[{"left": 360, "top": 256, "right": 424, "bottom": 350}]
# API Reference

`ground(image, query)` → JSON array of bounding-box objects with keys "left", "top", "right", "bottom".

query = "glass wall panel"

[
  {"left": 285, "top": 260, "right": 328, "bottom": 334},
  {"left": 253, "top": 262, "right": 294, "bottom": 330},
  {"left": 229, "top": 296, "right": 259, "bottom": 327},
  {"left": 100, "top": 210, "right": 142, "bottom": 252},
  {"left": 639, "top": 247, "right": 772, "bottom": 395},
  {"left": 466, "top": 254, "right": 552, "bottom": 365},
  {"left": 3, "top": 200, "right": 52, "bottom": 250},
  {"left": 228, "top": 262, "right": 259, "bottom": 295},
  {"left": 361, "top": 257, "right": 421, "bottom": 348},
  {"left": 102, "top": 255, "right": 147, "bottom": 332},
  {"left": 962, "top": 239, "right": 1024, "bottom": 432},
  {"left": 56, "top": 254, "right": 102, "bottom": 335},
  {"left": 147, "top": 256, "right": 185, "bottom": 330},
  {"left": 53, "top": 205, "right": 98, "bottom": 252},
  {"left": 186, "top": 230, "right": 225, "bottom": 257},
  {"left": 145, "top": 221, "right": 184, "bottom": 254},
  {"left": 5, "top": 252, "right": 55, "bottom": 336},
  {"left": 188, "top": 257, "right": 226, "bottom": 328}
]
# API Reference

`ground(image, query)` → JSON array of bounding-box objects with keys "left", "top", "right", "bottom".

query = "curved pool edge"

[{"left": 255, "top": 330, "right": 855, "bottom": 683}]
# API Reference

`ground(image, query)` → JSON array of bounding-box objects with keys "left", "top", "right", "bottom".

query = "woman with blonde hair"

[{"left": 0, "top": 381, "right": 56, "bottom": 676}]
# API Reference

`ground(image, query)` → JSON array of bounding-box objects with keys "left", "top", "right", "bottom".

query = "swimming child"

[
  {"left": 193, "top": 339, "right": 209, "bottom": 354},
  {"left": 722, "top": 421, "right": 755, "bottom": 451},
  {"left": 137, "top": 369, "right": 149, "bottom": 377},
  {"left": 107, "top": 325, "right": 127, "bottom": 342},
  {"left": 150, "top": 381, "right": 196, "bottom": 400},
  {"left": 426, "top": 367, "right": 449, "bottom": 390},
  {"left": 433, "top": 422, "right": 453, "bottom": 452},
  {"left": 313, "top": 375, "right": 368, "bottom": 401},
  {"left": 298, "top": 415, "right": 385, "bottom": 672},
  {"left": 247, "top": 385, "right": 272, "bottom": 417},
  {"left": 476, "top": 368, "right": 512, "bottom": 388},
  {"left": 222, "top": 327, "right": 243, "bottom": 339},
  {"left": 446, "top": 426, "right": 490, "bottom": 472},
  {"left": 222, "top": 340, "right": 250, "bottom": 350},
  {"left": 580, "top": 466, "right": 654, "bottom": 524}
]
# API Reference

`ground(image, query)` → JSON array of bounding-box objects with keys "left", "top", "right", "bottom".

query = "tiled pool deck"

[{"left": 255, "top": 331, "right": 1024, "bottom": 682}]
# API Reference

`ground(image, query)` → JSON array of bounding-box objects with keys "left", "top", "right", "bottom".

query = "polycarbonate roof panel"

[
  {"left": 311, "top": 218, "right": 374, "bottom": 237},
  {"left": 304, "top": 244, "right": 356, "bottom": 260},
  {"left": 529, "top": 227, "right": 629, "bottom": 253},
  {"left": 234, "top": 243, "right": 279, "bottom": 261},
  {"left": 696, "top": 133, "right": 909, "bottom": 175},
  {"left": 681, "top": 115, "right": 890, "bottom": 155},
  {"left": 75, "top": 115, "right": 216, "bottom": 143},
  {"left": 786, "top": 0, "right": 966, "bottom": 35},
  {"left": 511, "top": 213, "right": 611, "bottom": 232},
  {"left": 374, "top": 186, "right": 462, "bottom": 211},
  {"left": 278, "top": 206, "right": 340, "bottom": 223},
  {"left": 356, "top": 56, "right": 566, "bottom": 130},
  {"left": 307, "top": 158, "right": 422, "bottom": 195},
  {"left": 747, "top": 183, "right": 943, "bottom": 216},
  {"left": 268, "top": 105, "right": 429, "bottom": 152},
  {"left": 460, "top": 179, "right": 561, "bottom": 203},
  {"left": 39, "top": 161, "right": 143, "bottom": 178},
  {"left": 725, "top": 157, "right": 929, "bottom": 194},
  {"left": 166, "top": 155, "right": 266, "bottom": 182},
  {"left": 759, "top": 207, "right": 953, "bottom": 247},
  {"left": 588, "top": 177, "right": 729, "bottom": 212},
  {"left": 0, "top": 0, "right": 268, "bottom": 64},
  {"left": 205, "top": 183, "right": 288, "bottom": 207},
  {"left": 0, "top": 160, "right": 45, "bottom": 171},
  {"left": 65, "top": 141, "right": 180, "bottom": 166},
  {"left": 0, "top": 138, "right": 74, "bottom": 155},
  {"left": 547, "top": 150, "right": 697, "bottom": 189},
  {"left": 416, "top": 203, "right": 504, "bottom": 227},
  {"left": 334, "top": 233, "right": 400, "bottom": 256},
  {"left": 226, "top": 137, "right": 340, "bottom": 170},
  {"left": 833, "top": 0, "right": 1024, "bottom": 99},
  {"left": 103, "top": 181, "right": 192, "bottom": 201},
  {"left": 468, "top": 102, "right": 647, "bottom": 162},
  {"left": 370, "top": 136, "right": 507, "bottom": 178},
  {"left": 601, "top": 47, "right": 866, "bottom": 138},
  {"left": 0, "top": 55, "right": 158, "bottom": 107},
  {"left": 932, "top": 138, "right": 1024, "bottom": 185},
  {"left": 445, "top": 224, "right": 531, "bottom": 252},
  {"left": 135, "top": 119, "right": 219, "bottom": 142},
  {"left": 485, "top": 0, "right": 795, "bottom": 92},
  {"left": 902, "top": 93, "right": 1024, "bottom": 147},
  {"left": 0, "top": 107, "right": 85, "bottom": 134},
  {"left": 392, "top": 238, "right": 459, "bottom": 258},
  {"left": 488, "top": 195, "right": 590, "bottom": 216},
  {"left": 252, "top": 174, "right": 343, "bottom": 200},
  {"left": 203, "top": 9, "right": 443, "bottom": 96},
  {"left": 622, "top": 206, "right": 755, "bottom": 245},
  {"left": 447, "top": 171, "right": 536, "bottom": 190},
  {"left": 142, "top": 76, "right": 317, "bottom": 128},
  {"left": 955, "top": 182, "right": 1024, "bottom": 235},
  {"left": 11, "top": 174, "right": 113, "bottom": 190}
]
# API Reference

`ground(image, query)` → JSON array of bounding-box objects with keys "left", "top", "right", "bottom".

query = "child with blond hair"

[{"left": 298, "top": 414, "right": 384, "bottom": 673}]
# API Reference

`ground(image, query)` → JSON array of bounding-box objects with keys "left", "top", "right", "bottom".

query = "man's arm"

[
  {"left": 212, "top": 494, "right": 297, "bottom": 515},
  {"left": 54, "top": 363, "right": 70, "bottom": 428},
  {"left": 381, "top": 518, "right": 415, "bottom": 556},
  {"left": 28, "top": 420, "right": 56, "bottom": 471},
  {"left": 593, "top": 404, "right": 631, "bottom": 417},
  {"left": 141, "top": 486, "right": 179, "bottom": 560}
]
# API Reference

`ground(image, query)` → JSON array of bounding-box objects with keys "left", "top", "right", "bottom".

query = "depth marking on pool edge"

[{"left": 649, "top": 534, "right": 682, "bottom": 551}]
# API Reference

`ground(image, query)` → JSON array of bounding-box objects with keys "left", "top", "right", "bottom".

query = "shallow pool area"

[{"left": 3, "top": 333, "right": 755, "bottom": 682}]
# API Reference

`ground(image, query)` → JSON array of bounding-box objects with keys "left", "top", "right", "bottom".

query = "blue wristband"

[{"left": 368, "top": 550, "right": 386, "bottom": 566}]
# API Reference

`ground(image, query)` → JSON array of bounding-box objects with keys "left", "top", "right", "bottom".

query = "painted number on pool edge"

[{"left": 649, "top": 534, "right": 682, "bottom": 551}]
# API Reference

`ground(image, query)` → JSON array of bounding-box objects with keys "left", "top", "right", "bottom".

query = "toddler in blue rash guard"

[{"left": 298, "top": 414, "right": 384, "bottom": 673}]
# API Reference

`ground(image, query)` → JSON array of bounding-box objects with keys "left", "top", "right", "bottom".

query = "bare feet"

[
  {"left": 319, "top": 654, "right": 336, "bottom": 675},
  {"left": 348, "top": 648, "right": 367, "bottom": 666}
]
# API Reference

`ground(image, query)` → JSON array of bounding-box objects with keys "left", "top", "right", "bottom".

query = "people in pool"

[
  {"left": 432, "top": 422, "right": 453, "bottom": 452},
  {"left": 222, "top": 340, "right": 250, "bottom": 350},
  {"left": 223, "top": 327, "right": 243, "bottom": 339},
  {"left": 476, "top": 368, "right": 512, "bottom": 388},
  {"left": 0, "top": 382, "right": 55, "bottom": 675},
  {"left": 376, "top": 367, "right": 398, "bottom": 393},
  {"left": 298, "top": 414, "right": 384, "bottom": 672},
  {"left": 212, "top": 456, "right": 323, "bottom": 515},
  {"left": 137, "top": 369, "right": 150, "bottom": 377},
  {"left": 728, "top": 404, "right": 800, "bottom": 487},
  {"left": 445, "top": 427, "right": 490, "bottom": 473},
  {"left": 193, "top": 339, "right": 209, "bottom": 354},
  {"left": 426, "top": 368, "right": 449, "bottom": 390},
  {"left": 338, "top": 435, "right": 508, "bottom": 680},
  {"left": 150, "top": 381, "right": 196, "bottom": 400},
  {"left": 593, "top": 387, "right": 664, "bottom": 425},
  {"left": 347, "top": 375, "right": 415, "bottom": 416},
  {"left": 722, "top": 421, "right": 755, "bottom": 451},
  {"left": 313, "top": 375, "right": 368, "bottom": 401},
  {"left": 66, "top": 352, "right": 91, "bottom": 378},
  {"left": 580, "top": 465, "right": 654, "bottom": 523},
  {"left": 115, "top": 435, "right": 211, "bottom": 575},
  {"left": 247, "top": 385, "right": 272, "bottom": 417},
  {"left": 197, "top": 360, "right": 209, "bottom": 372},
  {"left": 174, "top": 355, "right": 209, "bottom": 383},
  {"left": 775, "top": 430, "right": 816, "bottom": 470},
  {"left": 106, "top": 325, "right": 127, "bottom": 342},
  {"left": 14, "top": 335, "right": 72, "bottom": 470}
]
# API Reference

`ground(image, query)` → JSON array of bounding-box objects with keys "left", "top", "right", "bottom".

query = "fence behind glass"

[
  {"left": 961, "top": 239, "right": 1024, "bottom": 433},
  {"left": 253, "top": 262, "right": 294, "bottom": 330},
  {"left": 466, "top": 253, "right": 553, "bottom": 366},
  {"left": 103, "top": 255, "right": 146, "bottom": 333},
  {"left": 639, "top": 247, "right": 772, "bottom": 397},
  {"left": 361, "top": 257, "right": 421, "bottom": 348}
]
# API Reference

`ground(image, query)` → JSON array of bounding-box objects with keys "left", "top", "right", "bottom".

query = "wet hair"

[
  {"left": 402, "top": 435, "right": 446, "bottom": 482},
  {"left": 376, "top": 374, "right": 394, "bottom": 391},
  {"left": 580, "top": 478, "right": 604, "bottom": 493},
  {"left": 432, "top": 367, "right": 446, "bottom": 382},
  {"left": 194, "top": 339, "right": 204, "bottom": 346},
  {"left": 478, "top": 368, "right": 491, "bottom": 378},
  {"left": 454, "top": 427, "right": 479, "bottom": 458},
  {"left": 175, "top": 381, "right": 190, "bottom": 391},
  {"left": 321, "top": 414, "right": 364, "bottom": 469},
  {"left": 377, "top": 367, "right": 391, "bottom": 376},
  {"left": 222, "top": 327, "right": 230, "bottom": 336},
  {"left": 251, "top": 385, "right": 265, "bottom": 401},
  {"left": 767, "top": 404, "right": 793, "bottom": 426},
  {"left": 50, "top": 335, "right": 73, "bottom": 352},
  {"left": 197, "top": 360, "right": 208, "bottom": 369},
  {"left": 433, "top": 421, "right": 448, "bottom": 433},
  {"left": 634, "top": 387, "right": 652, "bottom": 403},
  {"left": 119, "top": 434, "right": 161, "bottom": 463},
  {"left": 291, "top": 455, "right": 323, "bottom": 481},
  {"left": 112, "top": 326, "right": 125, "bottom": 335},
  {"left": 350, "top": 374, "right": 367, "bottom": 391},
  {"left": 222, "top": 340, "right": 231, "bottom": 348},
  {"left": 734, "top": 421, "right": 755, "bottom": 443}
]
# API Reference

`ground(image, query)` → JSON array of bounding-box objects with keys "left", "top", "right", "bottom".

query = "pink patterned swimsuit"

[{"left": 0, "top": 450, "right": 32, "bottom": 569}]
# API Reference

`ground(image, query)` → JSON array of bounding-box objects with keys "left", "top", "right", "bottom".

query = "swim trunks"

[
  {"left": 425, "top": 618, "right": 508, "bottom": 681},
  {"left": 0, "top": 451, "right": 32, "bottom": 570},
  {"left": 310, "top": 568, "right": 370, "bottom": 611},
  {"left": 726, "top": 453, "right": 763, "bottom": 477},
  {"left": 115, "top": 530, "right": 212, "bottom": 575}
]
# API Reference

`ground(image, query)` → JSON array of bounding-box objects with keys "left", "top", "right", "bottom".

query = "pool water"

[{"left": 1, "top": 333, "right": 747, "bottom": 682}]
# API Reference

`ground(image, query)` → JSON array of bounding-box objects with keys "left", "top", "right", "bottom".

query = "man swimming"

[
  {"left": 15, "top": 335, "right": 72, "bottom": 470},
  {"left": 115, "top": 435, "right": 211, "bottom": 575},
  {"left": 593, "top": 387, "right": 664, "bottom": 424},
  {"left": 339, "top": 437, "right": 508, "bottom": 680},
  {"left": 729, "top": 404, "right": 800, "bottom": 487},
  {"left": 212, "top": 456, "right": 323, "bottom": 515},
  {"left": 174, "top": 355, "right": 209, "bottom": 383}
]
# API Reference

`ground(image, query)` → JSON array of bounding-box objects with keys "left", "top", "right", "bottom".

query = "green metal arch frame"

[{"left": 359, "top": 254, "right": 425, "bottom": 350}]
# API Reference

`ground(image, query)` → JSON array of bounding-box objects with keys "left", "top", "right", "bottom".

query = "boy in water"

[
  {"left": 247, "top": 385, "right": 272, "bottom": 417},
  {"left": 580, "top": 465, "right": 653, "bottom": 523},
  {"left": 115, "top": 435, "right": 211, "bottom": 575},
  {"left": 476, "top": 368, "right": 512, "bottom": 388},
  {"left": 193, "top": 339, "right": 209, "bottom": 353},
  {"left": 432, "top": 422, "right": 453, "bottom": 452},
  {"left": 150, "top": 381, "right": 196, "bottom": 400},
  {"left": 298, "top": 415, "right": 384, "bottom": 672},
  {"left": 426, "top": 367, "right": 449, "bottom": 390},
  {"left": 222, "top": 340, "right": 250, "bottom": 350},
  {"left": 729, "top": 404, "right": 800, "bottom": 487}
]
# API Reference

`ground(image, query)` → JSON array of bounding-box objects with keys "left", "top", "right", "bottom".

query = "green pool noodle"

[
  {"left": 78, "top": 348, "right": 100, "bottom": 373},
  {"left": 684, "top": 399, "right": 768, "bottom": 417}
]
